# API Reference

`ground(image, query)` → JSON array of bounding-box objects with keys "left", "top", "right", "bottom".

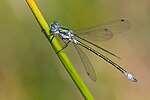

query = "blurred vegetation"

[{"left": 0, "top": 0, "right": 150, "bottom": 100}]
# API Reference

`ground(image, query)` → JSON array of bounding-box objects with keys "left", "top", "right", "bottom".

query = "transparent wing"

[
  {"left": 74, "top": 19, "right": 130, "bottom": 41},
  {"left": 74, "top": 44, "right": 97, "bottom": 81}
]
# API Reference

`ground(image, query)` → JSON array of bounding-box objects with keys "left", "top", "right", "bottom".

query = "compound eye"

[
  {"left": 54, "top": 20, "right": 59, "bottom": 25},
  {"left": 50, "top": 26, "right": 55, "bottom": 32}
]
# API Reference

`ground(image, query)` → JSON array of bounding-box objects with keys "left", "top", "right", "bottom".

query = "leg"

[
  {"left": 56, "top": 40, "right": 70, "bottom": 54},
  {"left": 49, "top": 35, "right": 55, "bottom": 42},
  {"left": 41, "top": 28, "right": 55, "bottom": 43}
]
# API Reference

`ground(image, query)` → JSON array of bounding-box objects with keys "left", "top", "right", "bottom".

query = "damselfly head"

[{"left": 50, "top": 20, "right": 59, "bottom": 32}]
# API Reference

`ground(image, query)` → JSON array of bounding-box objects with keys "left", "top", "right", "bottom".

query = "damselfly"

[{"left": 49, "top": 19, "right": 137, "bottom": 82}]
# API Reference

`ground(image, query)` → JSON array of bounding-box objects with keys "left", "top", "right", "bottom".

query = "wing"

[
  {"left": 74, "top": 44, "right": 97, "bottom": 81},
  {"left": 74, "top": 19, "right": 130, "bottom": 41}
]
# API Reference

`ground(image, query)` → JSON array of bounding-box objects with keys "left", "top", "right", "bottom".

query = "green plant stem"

[{"left": 26, "top": 0, "right": 94, "bottom": 99}]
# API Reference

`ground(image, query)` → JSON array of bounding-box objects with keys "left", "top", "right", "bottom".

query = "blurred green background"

[{"left": 0, "top": 0, "right": 150, "bottom": 100}]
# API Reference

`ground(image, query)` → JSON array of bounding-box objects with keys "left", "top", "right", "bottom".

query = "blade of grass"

[{"left": 25, "top": 0, "right": 94, "bottom": 99}]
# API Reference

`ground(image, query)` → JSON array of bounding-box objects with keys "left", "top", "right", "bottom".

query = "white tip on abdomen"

[{"left": 124, "top": 72, "right": 138, "bottom": 82}]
